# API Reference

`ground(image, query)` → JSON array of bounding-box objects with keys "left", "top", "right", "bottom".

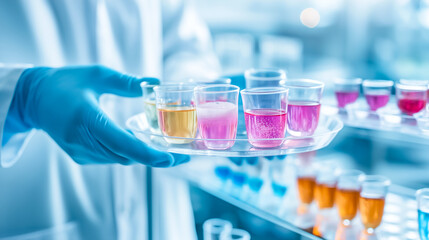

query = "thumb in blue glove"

[{"left": 4, "top": 65, "right": 189, "bottom": 167}]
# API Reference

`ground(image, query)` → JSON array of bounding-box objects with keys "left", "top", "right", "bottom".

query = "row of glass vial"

[
  {"left": 213, "top": 157, "right": 392, "bottom": 237},
  {"left": 335, "top": 79, "right": 428, "bottom": 115},
  {"left": 141, "top": 76, "right": 323, "bottom": 150},
  {"left": 295, "top": 162, "right": 390, "bottom": 236}
]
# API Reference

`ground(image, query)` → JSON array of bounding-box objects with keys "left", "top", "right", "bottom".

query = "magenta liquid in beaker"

[{"left": 244, "top": 109, "right": 287, "bottom": 148}]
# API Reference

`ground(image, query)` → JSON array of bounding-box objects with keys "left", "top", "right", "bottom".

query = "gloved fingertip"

[
  {"left": 149, "top": 152, "right": 174, "bottom": 168},
  {"left": 265, "top": 156, "right": 275, "bottom": 160},
  {"left": 277, "top": 155, "right": 287, "bottom": 160},
  {"left": 171, "top": 153, "right": 190, "bottom": 166}
]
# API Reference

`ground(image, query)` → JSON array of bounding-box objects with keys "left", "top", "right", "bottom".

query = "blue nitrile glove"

[{"left": 4, "top": 66, "right": 189, "bottom": 167}]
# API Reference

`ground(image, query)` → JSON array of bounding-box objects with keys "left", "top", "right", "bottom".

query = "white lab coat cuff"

[{"left": 0, "top": 65, "right": 34, "bottom": 168}]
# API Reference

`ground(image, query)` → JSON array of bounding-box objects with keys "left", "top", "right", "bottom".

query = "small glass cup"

[
  {"left": 220, "top": 229, "right": 251, "bottom": 240},
  {"left": 359, "top": 175, "right": 390, "bottom": 234},
  {"left": 399, "top": 79, "right": 429, "bottom": 104},
  {"left": 314, "top": 163, "right": 338, "bottom": 210},
  {"left": 244, "top": 68, "right": 286, "bottom": 88},
  {"left": 336, "top": 170, "right": 365, "bottom": 226},
  {"left": 396, "top": 82, "right": 427, "bottom": 116},
  {"left": 241, "top": 87, "right": 288, "bottom": 148},
  {"left": 282, "top": 79, "right": 324, "bottom": 136},
  {"left": 334, "top": 78, "right": 362, "bottom": 108},
  {"left": 141, "top": 82, "right": 159, "bottom": 131},
  {"left": 203, "top": 218, "right": 233, "bottom": 240},
  {"left": 195, "top": 84, "right": 240, "bottom": 150},
  {"left": 154, "top": 85, "right": 197, "bottom": 144},
  {"left": 362, "top": 80, "right": 393, "bottom": 111},
  {"left": 416, "top": 188, "right": 429, "bottom": 240}
]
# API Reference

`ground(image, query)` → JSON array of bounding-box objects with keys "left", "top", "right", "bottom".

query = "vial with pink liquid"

[
  {"left": 396, "top": 82, "right": 427, "bottom": 116},
  {"left": 195, "top": 84, "right": 240, "bottom": 150},
  {"left": 399, "top": 79, "right": 429, "bottom": 109},
  {"left": 282, "top": 79, "right": 324, "bottom": 137},
  {"left": 241, "top": 87, "right": 288, "bottom": 148},
  {"left": 334, "top": 78, "right": 362, "bottom": 108},
  {"left": 362, "top": 80, "right": 393, "bottom": 111}
]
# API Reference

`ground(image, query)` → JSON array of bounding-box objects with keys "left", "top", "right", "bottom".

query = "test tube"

[
  {"left": 334, "top": 78, "right": 362, "bottom": 108},
  {"left": 194, "top": 84, "right": 240, "bottom": 150},
  {"left": 282, "top": 79, "right": 324, "bottom": 136},
  {"left": 141, "top": 82, "right": 159, "bottom": 131},
  {"left": 396, "top": 82, "right": 427, "bottom": 115},
  {"left": 241, "top": 87, "right": 288, "bottom": 148},
  {"left": 416, "top": 188, "right": 429, "bottom": 240},
  {"left": 362, "top": 80, "right": 393, "bottom": 111},
  {"left": 203, "top": 218, "right": 233, "bottom": 240},
  {"left": 336, "top": 170, "right": 365, "bottom": 226},
  {"left": 359, "top": 175, "right": 390, "bottom": 234},
  {"left": 154, "top": 85, "right": 197, "bottom": 144},
  {"left": 244, "top": 68, "right": 286, "bottom": 88}
]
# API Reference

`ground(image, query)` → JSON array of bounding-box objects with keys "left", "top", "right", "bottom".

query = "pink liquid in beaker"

[
  {"left": 365, "top": 93, "right": 390, "bottom": 111},
  {"left": 287, "top": 101, "right": 321, "bottom": 136},
  {"left": 197, "top": 101, "right": 238, "bottom": 150},
  {"left": 244, "top": 109, "right": 287, "bottom": 148},
  {"left": 398, "top": 98, "right": 426, "bottom": 115},
  {"left": 335, "top": 91, "right": 359, "bottom": 108}
]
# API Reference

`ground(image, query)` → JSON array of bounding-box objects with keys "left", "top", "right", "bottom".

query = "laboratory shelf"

[
  {"left": 322, "top": 99, "right": 429, "bottom": 145},
  {"left": 127, "top": 113, "right": 343, "bottom": 157},
  {"left": 164, "top": 159, "right": 419, "bottom": 240}
]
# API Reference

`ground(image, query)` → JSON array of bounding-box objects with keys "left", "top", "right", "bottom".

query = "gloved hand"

[{"left": 5, "top": 65, "right": 189, "bottom": 167}]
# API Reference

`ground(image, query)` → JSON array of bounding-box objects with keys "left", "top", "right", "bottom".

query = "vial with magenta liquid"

[
  {"left": 396, "top": 81, "right": 427, "bottom": 116},
  {"left": 282, "top": 79, "right": 324, "bottom": 137},
  {"left": 362, "top": 80, "right": 393, "bottom": 111},
  {"left": 334, "top": 78, "right": 362, "bottom": 109}
]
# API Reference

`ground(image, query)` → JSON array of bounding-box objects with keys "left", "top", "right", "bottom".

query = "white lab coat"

[{"left": 0, "top": 0, "right": 220, "bottom": 239}]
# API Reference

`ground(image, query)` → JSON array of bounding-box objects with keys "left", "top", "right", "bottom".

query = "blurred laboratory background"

[
  {"left": 192, "top": 0, "right": 429, "bottom": 189},
  {"left": 182, "top": 0, "right": 429, "bottom": 239}
]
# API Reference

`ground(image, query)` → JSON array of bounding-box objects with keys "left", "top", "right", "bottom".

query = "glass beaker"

[
  {"left": 241, "top": 87, "right": 288, "bottom": 148},
  {"left": 194, "top": 84, "right": 240, "bottom": 150},
  {"left": 244, "top": 68, "right": 286, "bottom": 88},
  {"left": 154, "top": 84, "right": 197, "bottom": 144},
  {"left": 141, "top": 82, "right": 159, "bottom": 131},
  {"left": 282, "top": 79, "right": 324, "bottom": 136}
]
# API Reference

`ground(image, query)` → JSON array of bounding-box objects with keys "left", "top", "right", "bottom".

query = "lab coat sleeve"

[
  {"left": 0, "top": 65, "right": 34, "bottom": 168},
  {"left": 161, "top": 0, "right": 221, "bottom": 81}
]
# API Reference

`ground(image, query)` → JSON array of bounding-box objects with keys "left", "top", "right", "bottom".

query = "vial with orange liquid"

[
  {"left": 336, "top": 170, "right": 365, "bottom": 226},
  {"left": 359, "top": 175, "right": 390, "bottom": 235}
]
